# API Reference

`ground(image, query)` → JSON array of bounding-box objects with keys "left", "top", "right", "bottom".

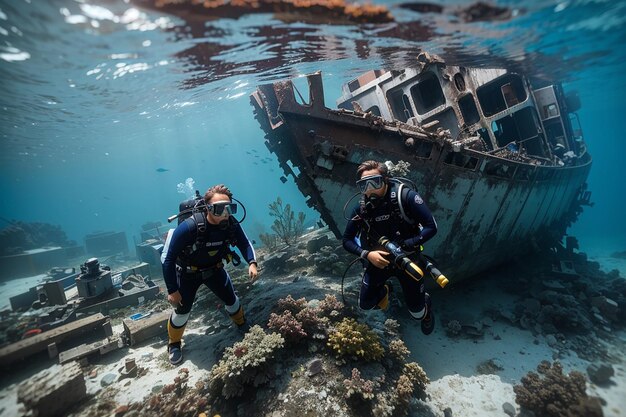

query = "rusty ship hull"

[{"left": 251, "top": 57, "right": 592, "bottom": 281}]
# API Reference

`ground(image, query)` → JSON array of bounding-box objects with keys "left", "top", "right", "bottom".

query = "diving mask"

[
  {"left": 208, "top": 201, "right": 237, "bottom": 216},
  {"left": 356, "top": 174, "right": 385, "bottom": 193}
]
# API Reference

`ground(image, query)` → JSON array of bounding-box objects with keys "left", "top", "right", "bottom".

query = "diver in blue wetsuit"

[
  {"left": 161, "top": 184, "right": 258, "bottom": 365},
  {"left": 342, "top": 160, "right": 438, "bottom": 335}
]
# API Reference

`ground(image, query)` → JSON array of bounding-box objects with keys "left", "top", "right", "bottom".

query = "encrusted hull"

[{"left": 251, "top": 72, "right": 592, "bottom": 282}]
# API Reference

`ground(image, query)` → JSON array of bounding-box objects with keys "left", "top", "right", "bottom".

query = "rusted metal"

[
  {"left": 251, "top": 54, "right": 592, "bottom": 283},
  {"left": 0, "top": 313, "right": 109, "bottom": 367}
]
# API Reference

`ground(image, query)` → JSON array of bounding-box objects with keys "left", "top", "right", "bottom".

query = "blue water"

[{"left": 0, "top": 0, "right": 625, "bottom": 258}]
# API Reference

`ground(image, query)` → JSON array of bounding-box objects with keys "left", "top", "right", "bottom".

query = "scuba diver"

[
  {"left": 161, "top": 184, "right": 258, "bottom": 365},
  {"left": 342, "top": 160, "right": 438, "bottom": 335}
]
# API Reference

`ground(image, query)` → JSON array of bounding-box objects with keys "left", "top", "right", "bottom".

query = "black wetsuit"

[
  {"left": 342, "top": 185, "right": 437, "bottom": 315},
  {"left": 161, "top": 217, "right": 256, "bottom": 315}
]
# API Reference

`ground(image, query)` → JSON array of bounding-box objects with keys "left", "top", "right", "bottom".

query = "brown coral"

[
  {"left": 327, "top": 318, "right": 384, "bottom": 361},
  {"left": 268, "top": 310, "right": 308, "bottom": 343},
  {"left": 276, "top": 294, "right": 308, "bottom": 313},
  {"left": 344, "top": 368, "right": 376, "bottom": 400},
  {"left": 208, "top": 325, "right": 285, "bottom": 398},
  {"left": 318, "top": 293, "right": 344, "bottom": 314},
  {"left": 514, "top": 361, "right": 602, "bottom": 417}
]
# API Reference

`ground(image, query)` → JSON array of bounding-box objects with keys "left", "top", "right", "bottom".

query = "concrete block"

[
  {"left": 123, "top": 310, "right": 170, "bottom": 346},
  {"left": 18, "top": 361, "right": 87, "bottom": 417}
]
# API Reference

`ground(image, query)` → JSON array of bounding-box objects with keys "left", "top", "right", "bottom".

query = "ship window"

[
  {"left": 477, "top": 74, "right": 527, "bottom": 117},
  {"left": 458, "top": 94, "right": 480, "bottom": 125},
  {"left": 387, "top": 89, "right": 414, "bottom": 122},
  {"left": 492, "top": 107, "right": 547, "bottom": 157},
  {"left": 423, "top": 107, "right": 459, "bottom": 140},
  {"left": 454, "top": 73, "right": 466, "bottom": 92},
  {"left": 366, "top": 105, "right": 381, "bottom": 116},
  {"left": 544, "top": 119, "right": 566, "bottom": 148},
  {"left": 338, "top": 101, "right": 353, "bottom": 110},
  {"left": 411, "top": 72, "right": 445, "bottom": 115},
  {"left": 491, "top": 107, "right": 537, "bottom": 146},
  {"left": 444, "top": 152, "right": 479, "bottom": 170},
  {"left": 414, "top": 140, "right": 433, "bottom": 158},
  {"left": 292, "top": 76, "right": 311, "bottom": 106},
  {"left": 477, "top": 127, "right": 494, "bottom": 151}
]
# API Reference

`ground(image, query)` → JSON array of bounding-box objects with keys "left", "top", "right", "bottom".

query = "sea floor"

[{"left": 0, "top": 233, "right": 625, "bottom": 417}]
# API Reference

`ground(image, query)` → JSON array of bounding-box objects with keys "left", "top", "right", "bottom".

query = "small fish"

[{"left": 156, "top": 168, "right": 169, "bottom": 173}]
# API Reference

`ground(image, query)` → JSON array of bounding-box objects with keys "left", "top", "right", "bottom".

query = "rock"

[
  {"left": 114, "top": 405, "right": 129, "bottom": 416},
  {"left": 546, "top": 334, "right": 558, "bottom": 348},
  {"left": 502, "top": 402, "right": 516, "bottom": 417},
  {"left": 307, "top": 235, "right": 332, "bottom": 254},
  {"left": 591, "top": 296, "right": 619, "bottom": 321},
  {"left": 523, "top": 298, "right": 541, "bottom": 313},
  {"left": 263, "top": 251, "right": 289, "bottom": 272},
  {"left": 587, "top": 362, "right": 614, "bottom": 384},
  {"left": 307, "top": 358, "right": 323, "bottom": 376},
  {"left": 101, "top": 373, "right": 117, "bottom": 387},
  {"left": 18, "top": 362, "right": 87, "bottom": 417},
  {"left": 443, "top": 407, "right": 453, "bottom": 417},
  {"left": 543, "top": 280, "right": 567, "bottom": 291}
]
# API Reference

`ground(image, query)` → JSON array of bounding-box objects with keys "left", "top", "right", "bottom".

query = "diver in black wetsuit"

[
  {"left": 161, "top": 184, "right": 258, "bottom": 365},
  {"left": 342, "top": 160, "right": 438, "bottom": 335}
]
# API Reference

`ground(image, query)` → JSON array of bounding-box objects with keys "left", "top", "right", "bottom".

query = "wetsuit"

[
  {"left": 342, "top": 185, "right": 437, "bottom": 319},
  {"left": 161, "top": 216, "right": 256, "bottom": 345}
]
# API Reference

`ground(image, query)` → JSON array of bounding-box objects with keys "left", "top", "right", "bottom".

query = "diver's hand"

[
  {"left": 249, "top": 263, "right": 258, "bottom": 283},
  {"left": 367, "top": 250, "right": 390, "bottom": 269},
  {"left": 168, "top": 291, "right": 183, "bottom": 307}
]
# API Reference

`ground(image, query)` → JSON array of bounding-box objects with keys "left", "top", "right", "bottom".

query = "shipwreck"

[{"left": 251, "top": 53, "right": 592, "bottom": 282}]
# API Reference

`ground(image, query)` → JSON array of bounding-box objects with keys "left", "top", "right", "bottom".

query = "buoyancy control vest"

[
  {"left": 359, "top": 177, "right": 423, "bottom": 246},
  {"left": 173, "top": 197, "right": 241, "bottom": 267}
]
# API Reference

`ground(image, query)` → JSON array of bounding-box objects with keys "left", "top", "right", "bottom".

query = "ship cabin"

[{"left": 336, "top": 64, "right": 585, "bottom": 167}]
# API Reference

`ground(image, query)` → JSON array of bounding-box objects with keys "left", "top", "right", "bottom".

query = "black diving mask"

[
  {"left": 356, "top": 174, "right": 385, "bottom": 193},
  {"left": 208, "top": 201, "right": 237, "bottom": 216}
]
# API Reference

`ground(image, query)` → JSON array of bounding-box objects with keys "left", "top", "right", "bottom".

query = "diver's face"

[
  {"left": 206, "top": 193, "right": 232, "bottom": 225},
  {"left": 359, "top": 168, "right": 387, "bottom": 199}
]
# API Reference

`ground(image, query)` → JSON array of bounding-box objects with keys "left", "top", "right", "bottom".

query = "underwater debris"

[
  {"left": 0, "top": 221, "right": 74, "bottom": 256},
  {"left": 513, "top": 360, "right": 604, "bottom": 417},
  {"left": 251, "top": 55, "right": 593, "bottom": 283}
]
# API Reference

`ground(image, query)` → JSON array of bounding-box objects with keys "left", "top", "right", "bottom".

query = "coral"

[
  {"left": 208, "top": 325, "right": 284, "bottom": 398},
  {"left": 384, "top": 319, "right": 400, "bottom": 335},
  {"left": 268, "top": 197, "right": 306, "bottom": 245},
  {"left": 402, "top": 362, "right": 429, "bottom": 398},
  {"left": 259, "top": 232, "right": 280, "bottom": 251},
  {"left": 394, "top": 374, "right": 414, "bottom": 410},
  {"left": 276, "top": 295, "right": 308, "bottom": 313},
  {"left": 344, "top": 368, "right": 376, "bottom": 400},
  {"left": 139, "top": 368, "right": 211, "bottom": 417},
  {"left": 318, "top": 293, "right": 344, "bottom": 314},
  {"left": 388, "top": 339, "right": 410, "bottom": 362},
  {"left": 296, "top": 307, "right": 327, "bottom": 333},
  {"left": 268, "top": 310, "right": 307, "bottom": 343},
  {"left": 513, "top": 361, "right": 598, "bottom": 417},
  {"left": 327, "top": 318, "right": 384, "bottom": 361},
  {"left": 313, "top": 245, "right": 341, "bottom": 273},
  {"left": 385, "top": 160, "right": 411, "bottom": 177}
]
